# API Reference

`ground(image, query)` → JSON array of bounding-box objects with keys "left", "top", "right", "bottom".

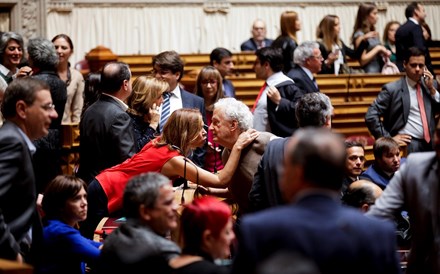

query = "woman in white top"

[{"left": 52, "top": 34, "right": 85, "bottom": 124}]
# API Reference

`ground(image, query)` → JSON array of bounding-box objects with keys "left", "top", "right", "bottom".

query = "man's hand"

[
  {"left": 267, "top": 86, "right": 281, "bottom": 105},
  {"left": 392, "top": 134, "right": 412, "bottom": 146}
]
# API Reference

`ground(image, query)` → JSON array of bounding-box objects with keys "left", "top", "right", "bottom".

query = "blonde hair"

[
  {"left": 317, "top": 15, "right": 341, "bottom": 52},
  {"left": 127, "top": 76, "right": 169, "bottom": 117},
  {"left": 280, "top": 11, "right": 299, "bottom": 43},
  {"left": 156, "top": 108, "right": 203, "bottom": 156}
]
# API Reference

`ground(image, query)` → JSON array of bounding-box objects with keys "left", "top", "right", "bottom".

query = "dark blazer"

[
  {"left": 272, "top": 36, "right": 297, "bottom": 73},
  {"left": 240, "top": 38, "right": 274, "bottom": 51},
  {"left": 232, "top": 193, "right": 400, "bottom": 274},
  {"left": 32, "top": 71, "right": 67, "bottom": 193},
  {"left": 0, "top": 121, "right": 43, "bottom": 262},
  {"left": 395, "top": 20, "right": 434, "bottom": 75},
  {"left": 286, "top": 66, "right": 320, "bottom": 94},
  {"left": 249, "top": 137, "right": 289, "bottom": 212},
  {"left": 222, "top": 79, "right": 235, "bottom": 98},
  {"left": 267, "top": 80, "right": 303, "bottom": 137},
  {"left": 78, "top": 94, "right": 136, "bottom": 184},
  {"left": 318, "top": 41, "right": 361, "bottom": 75},
  {"left": 365, "top": 77, "right": 440, "bottom": 140},
  {"left": 180, "top": 89, "right": 207, "bottom": 168}
]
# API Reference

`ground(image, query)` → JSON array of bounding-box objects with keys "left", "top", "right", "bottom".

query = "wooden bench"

[{"left": 118, "top": 52, "right": 257, "bottom": 78}]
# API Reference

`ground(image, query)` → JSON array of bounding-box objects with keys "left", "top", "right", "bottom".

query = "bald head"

[{"left": 342, "top": 180, "right": 383, "bottom": 212}]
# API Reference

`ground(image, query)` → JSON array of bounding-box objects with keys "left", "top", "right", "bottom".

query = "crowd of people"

[{"left": 1, "top": 1, "right": 440, "bottom": 274}]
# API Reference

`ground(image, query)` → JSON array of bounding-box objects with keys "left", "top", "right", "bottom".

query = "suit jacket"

[
  {"left": 180, "top": 89, "right": 207, "bottom": 168},
  {"left": 267, "top": 80, "right": 303, "bottom": 137},
  {"left": 0, "top": 121, "right": 42, "bottom": 262},
  {"left": 222, "top": 79, "right": 235, "bottom": 98},
  {"left": 365, "top": 77, "right": 440, "bottom": 140},
  {"left": 367, "top": 152, "right": 440, "bottom": 274},
  {"left": 232, "top": 193, "right": 400, "bottom": 274},
  {"left": 78, "top": 94, "right": 136, "bottom": 184},
  {"left": 286, "top": 66, "right": 320, "bottom": 94},
  {"left": 222, "top": 132, "right": 274, "bottom": 215},
  {"left": 249, "top": 137, "right": 288, "bottom": 212},
  {"left": 240, "top": 38, "right": 274, "bottom": 51},
  {"left": 97, "top": 219, "right": 180, "bottom": 274},
  {"left": 318, "top": 41, "right": 361, "bottom": 75},
  {"left": 395, "top": 20, "right": 434, "bottom": 75}
]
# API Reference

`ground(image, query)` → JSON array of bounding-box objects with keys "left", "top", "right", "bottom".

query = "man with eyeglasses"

[
  {"left": 287, "top": 41, "right": 322, "bottom": 94},
  {"left": 152, "top": 50, "right": 206, "bottom": 168},
  {"left": 365, "top": 47, "right": 440, "bottom": 154},
  {"left": 0, "top": 78, "right": 57, "bottom": 265}
]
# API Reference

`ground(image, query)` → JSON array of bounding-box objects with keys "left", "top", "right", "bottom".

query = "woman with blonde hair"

[
  {"left": 127, "top": 76, "right": 168, "bottom": 151},
  {"left": 317, "top": 14, "right": 360, "bottom": 74},
  {"left": 352, "top": 2, "right": 390, "bottom": 73},
  {"left": 82, "top": 108, "right": 258, "bottom": 239},
  {"left": 194, "top": 66, "right": 225, "bottom": 173},
  {"left": 272, "top": 10, "right": 301, "bottom": 73}
]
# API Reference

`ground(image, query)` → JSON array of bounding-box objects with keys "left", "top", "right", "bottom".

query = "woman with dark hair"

[
  {"left": 194, "top": 66, "right": 225, "bottom": 173},
  {"left": 0, "top": 32, "right": 32, "bottom": 86},
  {"left": 352, "top": 2, "right": 390, "bottom": 73},
  {"left": 127, "top": 75, "right": 168, "bottom": 151},
  {"left": 28, "top": 37, "right": 67, "bottom": 194},
  {"left": 81, "top": 72, "right": 101, "bottom": 117},
  {"left": 271, "top": 11, "right": 301, "bottom": 73},
  {"left": 169, "top": 196, "right": 234, "bottom": 274},
  {"left": 38, "top": 175, "right": 102, "bottom": 274},
  {"left": 52, "top": 34, "right": 85, "bottom": 124},
  {"left": 82, "top": 108, "right": 258, "bottom": 239}
]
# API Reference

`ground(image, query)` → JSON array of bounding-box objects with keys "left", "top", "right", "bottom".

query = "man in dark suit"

[
  {"left": 287, "top": 41, "right": 322, "bottom": 94},
  {"left": 240, "top": 19, "right": 274, "bottom": 51},
  {"left": 365, "top": 47, "right": 440, "bottom": 154},
  {"left": 78, "top": 61, "right": 136, "bottom": 185},
  {"left": 249, "top": 92, "right": 333, "bottom": 212},
  {"left": 232, "top": 127, "right": 400, "bottom": 274},
  {"left": 210, "top": 47, "right": 236, "bottom": 97},
  {"left": 395, "top": 2, "right": 434, "bottom": 75},
  {"left": 0, "top": 78, "right": 58, "bottom": 264},
  {"left": 252, "top": 47, "right": 302, "bottom": 137},
  {"left": 367, "top": 118, "right": 440, "bottom": 274},
  {"left": 152, "top": 50, "right": 206, "bottom": 167}
]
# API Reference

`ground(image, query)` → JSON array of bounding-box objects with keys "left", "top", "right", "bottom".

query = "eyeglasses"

[
  {"left": 40, "top": 103, "right": 56, "bottom": 111},
  {"left": 201, "top": 79, "right": 218, "bottom": 86},
  {"left": 151, "top": 69, "right": 172, "bottom": 76},
  {"left": 311, "top": 55, "right": 324, "bottom": 61}
]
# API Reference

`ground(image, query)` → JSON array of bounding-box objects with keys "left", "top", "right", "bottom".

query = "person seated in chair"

[{"left": 360, "top": 137, "right": 404, "bottom": 189}]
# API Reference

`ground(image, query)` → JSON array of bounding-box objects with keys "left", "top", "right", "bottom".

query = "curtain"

[{"left": 46, "top": 3, "right": 438, "bottom": 66}]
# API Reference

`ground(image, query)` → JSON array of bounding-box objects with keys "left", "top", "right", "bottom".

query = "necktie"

[
  {"left": 251, "top": 82, "right": 267, "bottom": 113},
  {"left": 159, "top": 92, "right": 171, "bottom": 133},
  {"left": 312, "top": 77, "right": 318, "bottom": 90},
  {"left": 416, "top": 83, "right": 430, "bottom": 143}
]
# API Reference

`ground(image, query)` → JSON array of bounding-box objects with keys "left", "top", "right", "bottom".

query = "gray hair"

[
  {"left": 0, "top": 32, "right": 24, "bottom": 61},
  {"left": 295, "top": 92, "right": 333, "bottom": 128},
  {"left": 123, "top": 172, "right": 171, "bottom": 219},
  {"left": 293, "top": 41, "right": 320, "bottom": 66},
  {"left": 27, "top": 37, "right": 59, "bottom": 70},
  {"left": 213, "top": 97, "right": 253, "bottom": 131}
]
